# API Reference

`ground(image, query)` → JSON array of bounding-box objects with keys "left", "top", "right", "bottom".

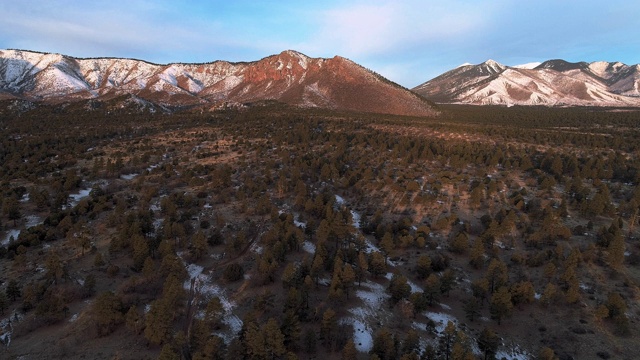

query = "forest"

[{"left": 0, "top": 101, "right": 639, "bottom": 360}]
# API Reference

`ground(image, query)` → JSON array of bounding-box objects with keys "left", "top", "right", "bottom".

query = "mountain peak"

[
  {"left": 535, "top": 59, "right": 589, "bottom": 72},
  {"left": 480, "top": 59, "right": 505, "bottom": 74},
  {"left": 0, "top": 48, "right": 437, "bottom": 117},
  {"left": 413, "top": 57, "right": 640, "bottom": 106},
  {"left": 483, "top": 59, "right": 501, "bottom": 66}
]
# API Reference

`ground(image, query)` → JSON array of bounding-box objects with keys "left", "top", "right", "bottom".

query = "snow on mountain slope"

[
  {"left": 513, "top": 62, "right": 541, "bottom": 69},
  {"left": 0, "top": 49, "right": 437, "bottom": 116},
  {"left": 414, "top": 58, "right": 640, "bottom": 106}
]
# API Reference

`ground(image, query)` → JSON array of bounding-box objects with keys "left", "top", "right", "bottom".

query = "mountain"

[
  {"left": 413, "top": 59, "right": 640, "bottom": 106},
  {"left": 0, "top": 49, "right": 436, "bottom": 116}
]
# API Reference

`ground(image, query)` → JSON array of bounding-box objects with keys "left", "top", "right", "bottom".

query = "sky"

[{"left": 1, "top": 0, "right": 639, "bottom": 88}]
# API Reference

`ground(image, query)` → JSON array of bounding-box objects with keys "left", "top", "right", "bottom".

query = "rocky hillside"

[
  {"left": 0, "top": 49, "right": 436, "bottom": 116},
  {"left": 413, "top": 59, "right": 640, "bottom": 106}
]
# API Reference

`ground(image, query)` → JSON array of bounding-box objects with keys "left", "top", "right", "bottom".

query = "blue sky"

[{"left": 1, "top": 0, "right": 639, "bottom": 87}]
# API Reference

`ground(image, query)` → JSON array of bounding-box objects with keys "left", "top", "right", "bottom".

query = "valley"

[{"left": 1, "top": 102, "right": 639, "bottom": 360}]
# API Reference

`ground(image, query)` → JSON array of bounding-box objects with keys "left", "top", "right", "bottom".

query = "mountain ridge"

[
  {"left": 414, "top": 59, "right": 640, "bottom": 106},
  {"left": 0, "top": 49, "right": 437, "bottom": 117}
]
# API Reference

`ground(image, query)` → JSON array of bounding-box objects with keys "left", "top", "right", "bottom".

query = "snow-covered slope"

[
  {"left": 0, "top": 49, "right": 437, "bottom": 116},
  {"left": 414, "top": 59, "right": 640, "bottom": 106}
]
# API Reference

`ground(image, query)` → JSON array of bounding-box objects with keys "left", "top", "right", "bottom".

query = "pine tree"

[
  {"left": 280, "top": 310, "right": 301, "bottom": 351},
  {"left": 438, "top": 321, "right": 456, "bottom": 360},
  {"left": 607, "top": 232, "right": 625, "bottom": 270},
  {"left": 342, "top": 264, "right": 356, "bottom": 298},
  {"left": 6, "top": 279, "right": 21, "bottom": 301},
  {"left": 0, "top": 291, "right": 7, "bottom": 315},
  {"left": 320, "top": 308, "right": 337, "bottom": 348},
  {"left": 356, "top": 252, "right": 369, "bottom": 285},
  {"left": 93, "top": 291, "right": 124, "bottom": 337},
  {"left": 485, "top": 258, "right": 508, "bottom": 293},
  {"left": 424, "top": 273, "right": 441, "bottom": 306},
  {"left": 469, "top": 239, "right": 485, "bottom": 269},
  {"left": 440, "top": 269, "right": 456, "bottom": 296},
  {"left": 125, "top": 305, "right": 142, "bottom": 334},
  {"left": 158, "top": 344, "right": 180, "bottom": 360},
  {"left": 191, "top": 230, "right": 208, "bottom": 261},
  {"left": 388, "top": 274, "right": 412, "bottom": 305},
  {"left": 471, "top": 278, "right": 489, "bottom": 305},
  {"left": 540, "top": 283, "right": 557, "bottom": 307},
  {"left": 538, "top": 347, "right": 558, "bottom": 360},
  {"left": 144, "top": 299, "right": 173, "bottom": 345},
  {"left": 341, "top": 339, "right": 358, "bottom": 360},
  {"left": 372, "top": 327, "right": 395, "bottom": 360},
  {"left": 264, "top": 318, "right": 287, "bottom": 359},
  {"left": 490, "top": 286, "right": 512, "bottom": 324},
  {"left": 379, "top": 232, "right": 395, "bottom": 263},
  {"left": 369, "top": 251, "right": 387, "bottom": 277},
  {"left": 416, "top": 255, "right": 432, "bottom": 279},
  {"left": 449, "top": 232, "right": 469, "bottom": 254},
  {"left": 477, "top": 327, "right": 499, "bottom": 360},
  {"left": 509, "top": 281, "right": 534, "bottom": 308},
  {"left": 463, "top": 297, "right": 481, "bottom": 322}
]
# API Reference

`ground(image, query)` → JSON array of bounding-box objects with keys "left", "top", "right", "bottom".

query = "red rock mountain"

[{"left": 0, "top": 49, "right": 436, "bottom": 116}]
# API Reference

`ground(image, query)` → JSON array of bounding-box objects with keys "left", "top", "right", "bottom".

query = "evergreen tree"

[
  {"left": 158, "top": 344, "right": 180, "bottom": 360},
  {"left": 388, "top": 274, "right": 412, "bottom": 304},
  {"left": 424, "top": 273, "right": 441, "bottom": 306},
  {"left": 6, "top": 279, "right": 21, "bottom": 301},
  {"left": 463, "top": 297, "right": 481, "bottom": 322},
  {"left": 485, "top": 258, "right": 508, "bottom": 293},
  {"left": 490, "top": 286, "right": 512, "bottom": 324},
  {"left": 342, "top": 339, "right": 358, "bottom": 360},
  {"left": 145, "top": 299, "right": 173, "bottom": 345},
  {"left": 372, "top": 327, "right": 395, "bottom": 360},
  {"left": 416, "top": 255, "right": 432, "bottom": 279},
  {"left": 125, "top": 305, "right": 142, "bottom": 334},
  {"left": 93, "top": 291, "right": 124, "bottom": 337},
  {"left": 369, "top": 252, "right": 387, "bottom": 277},
  {"left": 477, "top": 327, "right": 500, "bottom": 360},
  {"left": 0, "top": 291, "right": 7, "bottom": 315}
]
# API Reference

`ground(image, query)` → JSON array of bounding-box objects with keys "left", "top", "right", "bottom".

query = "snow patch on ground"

[
  {"left": 1, "top": 229, "right": 21, "bottom": 246},
  {"left": 120, "top": 173, "right": 138, "bottom": 180},
  {"left": 64, "top": 187, "right": 92, "bottom": 209},
  {"left": 424, "top": 311, "right": 457, "bottom": 333},
  {"left": 25, "top": 215, "right": 43, "bottom": 228},
  {"left": 364, "top": 239, "right": 380, "bottom": 254},
  {"left": 184, "top": 262, "right": 243, "bottom": 343},
  {"left": 341, "top": 280, "right": 390, "bottom": 352},
  {"left": 351, "top": 210, "right": 361, "bottom": 229},
  {"left": 496, "top": 346, "right": 531, "bottom": 360},
  {"left": 0, "top": 311, "right": 21, "bottom": 348},
  {"left": 294, "top": 218, "right": 306, "bottom": 229},
  {"left": 250, "top": 242, "right": 263, "bottom": 254},
  {"left": 342, "top": 318, "right": 373, "bottom": 352},
  {"left": 334, "top": 195, "right": 345, "bottom": 207},
  {"left": 68, "top": 314, "right": 78, "bottom": 323},
  {"left": 302, "top": 241, "right": 316, "bottom": 254}
]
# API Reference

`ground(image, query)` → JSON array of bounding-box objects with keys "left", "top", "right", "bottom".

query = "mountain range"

[
  {"left": 2, "top": 49, "right": 640, "bottom": 113},
  {"left": 0, "top": 49, "right": 436, "bottom": 116},
  {"left": 413, "top": 59, "right": 640, "bottom": 106}
]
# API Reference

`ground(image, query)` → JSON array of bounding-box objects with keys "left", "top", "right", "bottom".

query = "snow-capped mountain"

[
  {"left": 413, "top": 59, "right": 640, "bottom": 106},
  {"left": 0, "top": 49, "right": 436, "bottom": 116}
]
